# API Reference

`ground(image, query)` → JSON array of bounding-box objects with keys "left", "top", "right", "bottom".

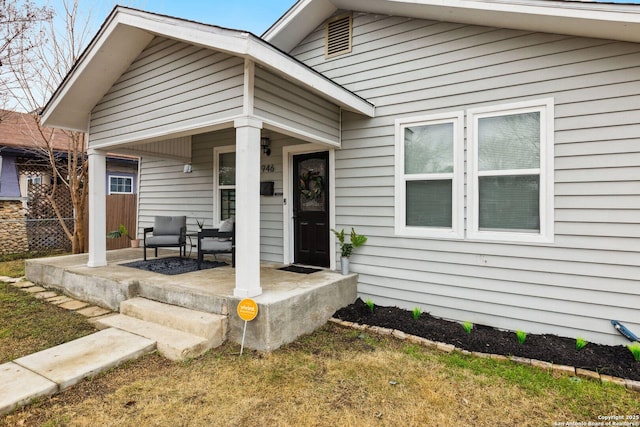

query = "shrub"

[
  {"left": 628, "top": 342, "right": 640, "bottom": 362},
  {"left": 516, "top": 330, "right": 527, "bottom": 345},
  {"left": 462, "top": 321, "right": 473, "bottom": 334},
  {"left": 365, "top": 299, "right": 375, "bottom": 313},
  {"left": 575, "top": 337, "right": 588, "bottom": 351}
]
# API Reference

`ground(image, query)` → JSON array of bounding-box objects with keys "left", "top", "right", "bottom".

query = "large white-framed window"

[
  {"left": 213, "top": 146, "right": 236, "bottom": 225},
  {"left": 108, "top": 175, "right": 133, "bottom": 194},
  {"left": 395, "top": 111, "right": 464, "bottom": 238},
  {"left": 467, "top": 98, "right": 554, "bottom": 243}
]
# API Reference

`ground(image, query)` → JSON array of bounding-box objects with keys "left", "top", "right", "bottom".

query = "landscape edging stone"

[{"left": 328, "top": 318, "right": 639, "bottom": 392}]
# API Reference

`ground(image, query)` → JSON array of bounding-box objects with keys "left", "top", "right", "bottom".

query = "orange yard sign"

[{"left": 237, "top": 299, "right": 258, "bottom": 321}]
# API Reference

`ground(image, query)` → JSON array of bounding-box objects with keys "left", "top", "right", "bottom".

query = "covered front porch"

[
  {"left": 25, "top": 248, "right": 357, "bottom": 351},
  {"left": 40, "top": 7, "right": 374, "bottom": 300}
]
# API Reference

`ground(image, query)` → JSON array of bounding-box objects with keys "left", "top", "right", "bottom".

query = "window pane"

[
  {"left": 220, "top": 189, "right": 235, "bottom": 220},
  {"left": 479, "top": 175, "right": 540, "bottom": 231},
  {"left": 478, "top": 112, "right": 540, "bottom": 171},
  {"left": 404, "top": 122, "right": 453, "bottom": 174},
  {"left": 109, "top": 177, "right": 132, "bottom": 193},
  {"left": 219, "top": 152, "right": 236, "bottom": 185},
  {"left": 406, "top": 180, "right": 453, "bottom": 227}
]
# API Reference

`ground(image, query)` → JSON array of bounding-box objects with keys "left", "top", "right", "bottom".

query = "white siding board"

[
  {"left": 556, "top": 139, "right": 640, "bottom": 156},
  {"left": 556, "top": 95, "right": 640, "bottom": 117},
  {"left": 292, "top": 12, "right": 640, "bottom": 345},
  {"left": 556, "top": 168, "right": 640, "bottom": 183},
  {"left": 335, "top": 166, "right": 394, "bottom": 178},
  {"left": 89, "top": 38, "right": 244, "bottom": 147},
  {"left": 92, "top": 66, "right": 243, "bottom": 126},
  {"left": 556, "top": 153, "right": 640, "bottom": 169},
  {"left": 253, "top": 67, "right": 340, "bottom": 143},
  {"left": 553, "top": 81, "right": 640, "bottom": 105},
  {"left": 338, "top": 206, "right": 394, "bottom": 218},
  {"left": 556, "top": 123, "right": 640, "bottom": 144},
  {"left": 335, "top": 176, "right": 394, "bottom": 188},
  {"left": 338, "top": 187, "right": 394, "bottom": 198},
  {"left": 556, "top": 222, "right": 640, "bottom": 238},
  {"left": 556, "top": 210, "right": 639, "bottom": 224},
  {"left": 556, "top": 182, "right": 638, "bottom": 196}
]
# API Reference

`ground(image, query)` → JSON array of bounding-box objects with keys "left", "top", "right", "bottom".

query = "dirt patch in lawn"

[{"left": 334, "top": 298, "right": 640, "bottom": 382}]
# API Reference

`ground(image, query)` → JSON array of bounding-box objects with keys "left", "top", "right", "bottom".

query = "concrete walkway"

[{"left": 0, "top": 277, "right": 156, "bottom": 416}]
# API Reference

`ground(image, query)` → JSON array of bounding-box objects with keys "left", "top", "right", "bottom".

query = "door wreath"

[{"left": 299, "top": 170, "right": 323, "bottom": 201}]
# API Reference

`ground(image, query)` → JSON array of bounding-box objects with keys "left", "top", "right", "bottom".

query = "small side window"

[{"left": 109, "top": 176, "right": 133, "bottom": 194}]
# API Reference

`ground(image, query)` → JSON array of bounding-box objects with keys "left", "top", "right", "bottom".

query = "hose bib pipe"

[{"left": 611, "top": 320, "right": 640, "bottom": 342}]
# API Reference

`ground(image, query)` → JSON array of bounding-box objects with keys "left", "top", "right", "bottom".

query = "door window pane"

[
  {"left": 479, "top": 175, "right": 540, "bottom": 231},
  {"left": 406, "top": 180, "right": 453, "bottom": 227},
  {"left": 478, "top": 112, "right": 540, "bottom": 171},
  {"left": 298, "top": 158, "right": 326, "bottom": 212},
  {"left": 404, "top": 122, "right": 454, "bottom": 174}
]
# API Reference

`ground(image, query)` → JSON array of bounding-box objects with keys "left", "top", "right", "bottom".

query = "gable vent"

[{"left": 325, "top": 13, "right": 352, "bottom": 58}]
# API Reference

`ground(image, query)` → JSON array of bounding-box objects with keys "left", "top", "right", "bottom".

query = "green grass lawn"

[
  {"left": 0, "top": 282, "right": 97, "bottom": 363},
  {"left": 0, "top": 259, "right": 25, "bottom": 278}
]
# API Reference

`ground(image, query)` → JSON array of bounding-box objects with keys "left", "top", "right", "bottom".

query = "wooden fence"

[{"left": 83, "top": 194, "right": 138, "bottom": 251}]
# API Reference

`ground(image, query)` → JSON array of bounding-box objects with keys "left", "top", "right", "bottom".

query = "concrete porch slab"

[{"left": 25, "top": 249, "right": 358, "bottom": 352}]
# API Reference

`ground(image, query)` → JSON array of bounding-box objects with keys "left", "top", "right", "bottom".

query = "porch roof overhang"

[
  {"left": 41, "top": 6, "right": 375, "bottom": 133},
  {"left": 264, "top": 0, "right": 640, "bottom": 53}
]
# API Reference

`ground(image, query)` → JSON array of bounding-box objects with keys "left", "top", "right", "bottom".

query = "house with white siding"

[{"left": 41, "top": 0, "right": 640, "bottom": 346}]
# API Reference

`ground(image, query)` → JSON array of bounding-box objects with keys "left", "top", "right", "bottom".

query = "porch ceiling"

[{"left": 41, "top": 6, "right": 374, "bottom": 133}]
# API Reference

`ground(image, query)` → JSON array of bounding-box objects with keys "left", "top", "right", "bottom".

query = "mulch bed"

[
  {"left": 334, "top": 298, "right": 640, "bottom": 381},
  {"left": 122, "top": 257, "right": 227, "bottom": 275}
]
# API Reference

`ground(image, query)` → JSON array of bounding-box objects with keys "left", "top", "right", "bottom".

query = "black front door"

[{"left": 293, "top": 151, "right": 329, "bottom": 267}]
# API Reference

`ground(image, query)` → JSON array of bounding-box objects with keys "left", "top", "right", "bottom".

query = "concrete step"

[
  {"left": 94, "top": 314, "right": 211, "bottom": 361},
  {"left": 1, "top": 328, "right": 155, "bottom": 415},
  {"left": 120, "top": 297, "right": 227, "bottom": 346}
]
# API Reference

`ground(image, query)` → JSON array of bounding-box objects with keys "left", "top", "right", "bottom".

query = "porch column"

[
  {"left": 234, "top": 117, "right": 262, "bottom": 297},
  {"left": 87, "top": 148, "right": 107, "bottom": 267}
]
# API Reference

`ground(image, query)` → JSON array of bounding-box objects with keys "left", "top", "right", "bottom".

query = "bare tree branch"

[
  {"left": 4, "top": 0, "right": 93, "bottom": 253},
  {"left": 0, "top": 0, "right": 53, "bottom": 112}
]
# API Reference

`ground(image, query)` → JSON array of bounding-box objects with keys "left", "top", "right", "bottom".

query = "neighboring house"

[
  {"left": 0, "top": 110, "right": 138, "bottom": 254},
  {"left": 41, "top": 1, "right": 639, "bottom": 345}
]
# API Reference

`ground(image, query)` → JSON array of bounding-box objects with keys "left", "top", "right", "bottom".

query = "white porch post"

[
  {"left": 87, "top": 148, "right": 107, "bottom": 267},
  {"left": 234, "top": 117, "right": 262, "bottom": 297}
]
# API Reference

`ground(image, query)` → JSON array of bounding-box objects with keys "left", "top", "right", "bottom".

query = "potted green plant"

[
  {"left": 332, "top": 227, "right": 367, "bottom": 275},
  {"left": 107, "top": 224, "right": 140, "bottom": 248}
]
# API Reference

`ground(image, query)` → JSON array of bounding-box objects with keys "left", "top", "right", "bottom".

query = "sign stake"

[{"left": 237, "top": 298, "right": 258, "bottom": 356}]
